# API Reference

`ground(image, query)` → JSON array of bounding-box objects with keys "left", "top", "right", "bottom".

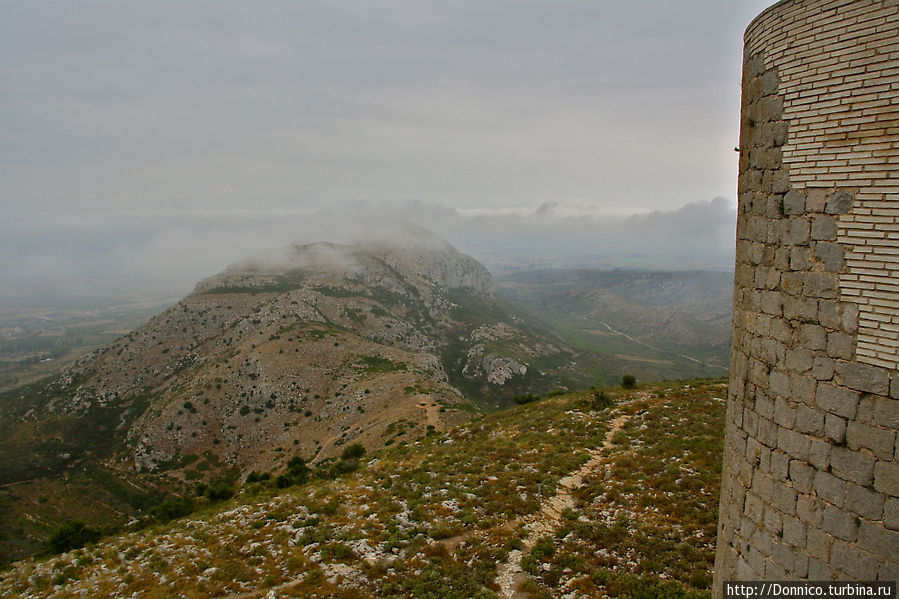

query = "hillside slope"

[
  {"left": 0, "top": 379, "right": 726, "bottom": 598},
  {"left": 0, "top": 229, "right": 604, "bottom": 563}
]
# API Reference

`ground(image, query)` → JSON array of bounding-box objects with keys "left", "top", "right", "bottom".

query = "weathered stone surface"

[
  {"left": 810, "top": 215, "right": 837, "bottom": 240},
  {"left": 822, "top": 505, "right": 858, "bottom": 541},
  {"left": 824, "top": 413, "right": 847, "bottom": 444},
  {"left": 811, "top": 356, "right": 834, "bottom": 381},
  {"left": 845, "top": 483, "right": 885, "bottom": 520},
  {"left": 830, "top": 540, "right": 877, "bottom": 580},
  {"left": 813, "top": 470, "right": 847, "bottom": 506},
  {"left": 813, "top": 242, "right": 844, "bottom": 272},
  {"left": 857, "top": 521, "right": 899, "bottom": 563},
  {"left": 783, "top": 191, "right": 806, "bottom": 215},
  {"left": 825, "top": 190, "right": 853, "bottom": 215},
  {"left": 846, "top": 421, "right": 896, "bottom": 460},
  {"left": 885, "top": 497, "right": 899, "bottom": 531},
  {"left": 795, "top": 405, "right": 824, "bottom": 436},
  {"left": 873, "top": 461, "right": 899, "bottom": 497},
  {"left": 815, "top": 384, "right": 859, "bottom": 419},
  {"left": 826, "top": 332, "right": 854, "bottom": 361},
  {"left": 835, "top": 362, "right": 890, "bottom": 395},
  {"left": 874, "top": 396, "right": 899, "bottom": 429},
  {"left": 803, "top": 273, "right": 837, "bottom": 299},
  {"left": 829, "top": 446, "right": 875, "bottom": 486}
]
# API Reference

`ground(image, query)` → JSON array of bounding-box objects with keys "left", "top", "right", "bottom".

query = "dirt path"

[{"left": 494, "top": 412, "right": 631, "bottom": 599}]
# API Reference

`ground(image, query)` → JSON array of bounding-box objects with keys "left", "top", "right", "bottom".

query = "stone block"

[
  {"left": 817, "top": 301, "right": 840, "bottom": 329},
  {"left": 891, "top": 375, "right": 899, "bottom": 400},
  {"left": 826, "top": 332, "right": 854, "bottom": 361},
  {"left": 813, "top": 470, "right": 847, "bottom": 506},
  {"left": 762, "top": 70, "right": 779, "bottom": 96},
  {"left": 758, "top": 416, "right": 778, "bottom": 447},
  {"left": 761, "top": 291, "right": 784, "bottom": 316},
  {"left": 789, "top": 460, "right": 814, "bottom": 492},
  {"left": 797, "top": 494, "right": 823, "bottom": 526},
  {"left": 808, "top": 557, "right": 833, "bottom": 581},
  {"left": 784, "top": 295, "right": 817, "bottom": 321},
  {"left": 874, "top": 396, "right": 899, "bottom": 429},
  {"left": 783, "top": 191, "right": 806, "bottom": 215},
  {"left": 805, "top": 189, "right": 827, "bottom": 213},
  {"left": 835, "top": 362, "right": 890, "bottom": 395},
  {"left": 830, "top": 446, "right": 875, "bottom": 486},
  {"left": 791, "top": 375, "right": 816, "bottom": 405},
  {"left": 845, "top": 483, "right": 885, "bottom": 520},
  {"left": 816, "top": 384, "right": 859, "bottom": 419},
  {"left": 811, "top": 356, "right": 835, "bottom": 381},
  {"left": 756, "top": 393, "right": 775, "bottom": 419},
  {"left": 809, "top": 439, "right": 831, "bottom": 471},
  {"left": 790, "top": 217, "right": 810, "bottom": 245},
  {"left": 771, "top": 319, "right": 794, "bottom": 344},
  {"left": 770, "top": 371, "right": 792, "bottom": 398},
  {"left": 795, "top": 405, "right": 824, "bottom": 435},
  {"left": 813, "top": 242, "right": 844, "bottom": 272},
  {"left": 885, "top": 497, "right": 899, "bottom": 531},
  {"left": 803, "top": 272, "right": 837, "bottom": 299},
  {"left": 825, "top": 190, "right": 853, "bottom": 215},
  {"left": 811, "top": 215, "right": 837, "bottom": 240},
  {"left": 805, "top": 525, "right": 832, "bottom": 559},
  {"left": 841, "top": 305, "right": 858, "bottom": 334},
  {"left": 846, "top": 421, "right": 896, "bottom": 460},
  {"left": 879, "top": 562, "right": 899, "bottom": 584},
  {"left": 771, "top": 450, "right": 790, "bottom": 479},
  {"left": 778, "top": 426, "right": 810, "bottom": 461},
  {"left": 798, "top": 324, "right": 827, "bottom": 350},
  {"left": 873, "top": 461, "right": 899, "bottom": 497},
  {"left": 824, "top": 413, "right": 847, "bottom": 444},
  {"left": 763, "top": 504, "right": 783, "bottom": 534},
  {"left": 858, "top": 521, "right": 899, "bottom": 563},
  {"left": 774, "top": 397, "right": 796, "bottom": 427},
  {"left": 773, "top": 484, "right": 798, "bottom": 515},
  {"left": 782, "top": 271, "right": 806, "bottom": 295},
  {"left": 782, "top": 515, "right": 806, "bottom": 547},
  {"left": 822, "top": 505, "right": 858, "bottom": 541},
  {"left": 773, "top": 170, "right": 790, "bottom": 193},
  {"left": 830, "top": 540, "right": 878, "bottom": 580}
]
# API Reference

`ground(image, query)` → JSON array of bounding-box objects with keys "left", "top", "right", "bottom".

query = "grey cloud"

[{"left": 0, "top": 198, "right": 735, "bottom": 307}]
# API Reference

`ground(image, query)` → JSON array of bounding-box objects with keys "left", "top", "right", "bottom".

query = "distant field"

[{"left": 0, "top": 300, "right": 175, "bottom": 391}]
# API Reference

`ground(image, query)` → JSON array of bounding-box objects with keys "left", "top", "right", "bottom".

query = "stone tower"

[{"left": 714, "top": 0, "right": 899, "bottom": 587}]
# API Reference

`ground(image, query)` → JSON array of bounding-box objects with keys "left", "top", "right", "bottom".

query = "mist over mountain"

[{"left": 0, "top": 198, "right": 735, "bottom": 309}]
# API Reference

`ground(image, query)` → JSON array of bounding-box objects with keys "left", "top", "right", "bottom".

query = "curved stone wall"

[{"left": 714, "top": 0, "right": 899, "bottom": 587}]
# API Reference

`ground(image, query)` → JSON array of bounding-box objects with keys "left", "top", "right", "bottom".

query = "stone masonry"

[{"left": 714, "top": 0, "right": 899, "bottom": 589}]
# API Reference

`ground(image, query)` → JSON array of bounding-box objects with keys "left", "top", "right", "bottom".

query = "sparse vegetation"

[{"left": 0, "top": 379, "right": 726, "bottom": 598}]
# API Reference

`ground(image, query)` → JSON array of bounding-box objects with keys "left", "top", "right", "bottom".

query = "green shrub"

[
  {"left": 340, "top": 443, "right": 366, "bottom": 460},
  {"left": 46, "top": 521, "right": 101, "bottom": 554},
  {"left": 622, "top": 374, "right": 637, "bottom": 389},
  {"left": 150, "top": 496, "right": 195, "bottom": 523},
  {"left": 203, "top": 481, "right": 235, "bottom": 501}
]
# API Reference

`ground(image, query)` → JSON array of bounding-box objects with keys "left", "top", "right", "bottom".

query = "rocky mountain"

[{"left": 0, "top": 228, "right": 601, "bottom": 563}]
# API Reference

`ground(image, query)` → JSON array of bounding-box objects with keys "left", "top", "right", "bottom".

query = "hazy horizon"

[{"left": 1, "top": 1, "right": 773, "bottom": 308}]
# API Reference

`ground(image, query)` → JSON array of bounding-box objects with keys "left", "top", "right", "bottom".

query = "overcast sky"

[{"left": 1, "top": 1, "right": 775, "bottom": 306}]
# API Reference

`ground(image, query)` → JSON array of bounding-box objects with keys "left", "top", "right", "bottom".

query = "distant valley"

[{"left": 497, "top": 269, "right": 733, "bottom": 381}]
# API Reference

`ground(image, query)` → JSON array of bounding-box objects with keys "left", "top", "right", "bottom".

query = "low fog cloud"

[{"left": 0, "top": 199, "right": 735, "bottom": 308}]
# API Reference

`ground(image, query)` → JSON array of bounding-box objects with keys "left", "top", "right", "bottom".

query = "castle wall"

[{"left": 714, "top": 0, "right": 899, "bottom": 587}]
